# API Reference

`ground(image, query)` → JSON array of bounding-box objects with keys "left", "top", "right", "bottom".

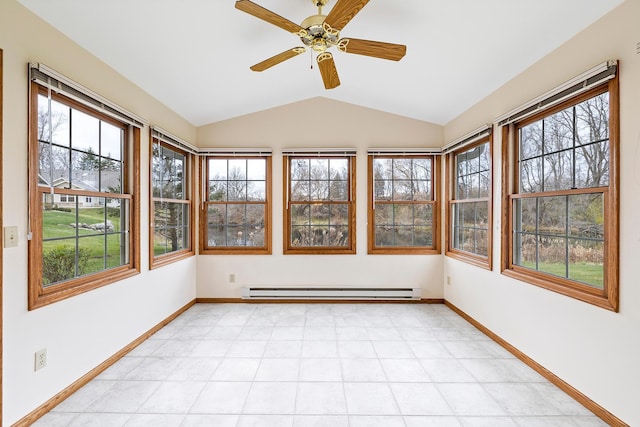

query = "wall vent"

[{"left": 242, "top": 286, "right": 421, "bottom": 300}]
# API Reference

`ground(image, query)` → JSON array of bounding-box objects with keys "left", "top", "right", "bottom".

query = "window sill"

[
  {"left": 501, "top": 267, "right": 618, "bottom": 312},
  {"left": 29, "top": 266, "right": 140, "bottom": 310},
  {"left": 150, "top": 249, "right": 195, "bottom": 269},
  {"left": 446, "top": 250, "right": 491, "bottom": 270}
]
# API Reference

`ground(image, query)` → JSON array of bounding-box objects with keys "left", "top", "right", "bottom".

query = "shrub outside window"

[
  {"left": 504, "top": 79, "right": 619, "bottom": 311},
  {"left": 150, "top": 139, "right": 194, "bottom": 267},
  {"left": 29, "top": 83, "right": 140, "bottom": 309},
  {"left": 201, "top": 156, "right": 271, "bottom": 254},
  {"left": 446, "top": 139, "right": 492, "bottom": 268},
  {"left": 368, "top": 155, "right": 439, "bottom": 254},
  {"left": 284, "top": 155, "right": 356, "bottom": 254}
]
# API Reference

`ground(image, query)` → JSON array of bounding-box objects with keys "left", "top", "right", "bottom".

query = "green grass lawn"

[
  {"left": 520, "top": 261, "right": 604, "bottom": 288},
  {"left": 42, "top": 208, "right": 127, "bottom": 279}
]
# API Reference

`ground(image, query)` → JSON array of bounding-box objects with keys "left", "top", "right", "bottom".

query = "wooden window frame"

[
  {"left": 200, "top": 156, "right": 272, "bottom": 255},
  {"left": 28, "top": 82, "right": 140, "bottom": 310},
  {"left": 446, "top": 138, "right": 493, "bottom": 269},
  {"left": 284, "top": 155, "right": 356, "bottom": 255},
  {"left": 367, "top": 155, "right": 440, "bottom": 255},
  {"left": 501, "top": 78, "right": 619, "bottom": 311},
  {"left": 149, "top": 138, "right": 195, "bottom": 269}
]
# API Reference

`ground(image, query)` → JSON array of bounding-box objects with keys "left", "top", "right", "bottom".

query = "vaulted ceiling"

[{"left": 18, "top": 0, "right": 623, "bottom": 126}]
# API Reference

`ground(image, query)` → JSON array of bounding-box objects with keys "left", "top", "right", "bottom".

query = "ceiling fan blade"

[
  {"left": 250, "top": 47, "right": 306, "bottom": 72},
  {"left": 324, "top": 0, "right": 369, "bottom": 31},
  {"left": 235, "top": 0, "right": 304, "bottom": 34},
  {"left": 338, "top": 38, "right": 406, "bottom": 61},
  {"left": 317, "top": 52, "right": 340, "bottom": 89}
]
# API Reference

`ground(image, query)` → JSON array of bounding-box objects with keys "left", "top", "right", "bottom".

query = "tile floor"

[{"left": 34, "top": 303, "right": 607, "bottom": 427}]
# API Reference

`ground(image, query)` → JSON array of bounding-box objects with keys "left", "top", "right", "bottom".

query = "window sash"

[
  {"left": 202, "top": 156, "right": 271, "bottom": 253},
  {"left": 502, "top": 78, "right": 618, "bottom": 311},
  {"left": 29, "top": 80, "right": 140, "bottom": 309},
  {"left": 368, "top": 155, "right": 438, "bottom": 253},
  {"left": 284, "top": 155, "right": 355, "bottom": 253}
]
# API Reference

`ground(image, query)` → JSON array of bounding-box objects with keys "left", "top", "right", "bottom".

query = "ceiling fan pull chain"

[{"left": 310, "top": 50, "right": 314, "bottom": 70}]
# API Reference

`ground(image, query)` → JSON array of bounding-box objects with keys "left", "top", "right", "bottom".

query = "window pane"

[
  {"left": 374, "top": 180, "right": 392, "bottom": 200},
  {"left": 101, "top": 122, "right": 122, "bottom": 161},
  {"left": 538, "top": 196, "right": 566, "bottom": 237},
  {"left": 414, "top": 204, "right": 433, "bottom": 226},
  {"left": 247, "top": 181, "right": 266, "bottom": 201},
  {"left": 392, "top": 159, "right": 412, "bottom": 180},
  {"left": 575, "top": 141, "right": 609, "bottom": 187},
  {"left": 42, "top": 239, "right": 78, "bottom": 286},
  {"left": 392, "top": 180, "right": 412, "bottom": 200},
  {"left": 569, "top": 238, "right": 604, "bottom": 288},
  {"left": 330, "top": 205, "right": 349, "bottom": 226},
  {"left": 79, "top": 235, "right": 106, "bottom": 275},
  {"left": 209, "top": 180, "right": 227, "bottom": 201},
  {"left": 291, "top": 159, "right": 309, "bottom": 180},
  {"left": 537, "top": 236, "right": 567, "bottom": 278},
  {"left": 71, "top": 109, "right": 100, "bottom": 154},
  {"left": 209, "top": 159, "right": 228, "bottom": 180},
  {"left": 291, "top": 204, "right": 310, "bottom": 225},
  {"left": 412, "top": 158, "right": 431, "bottom": 181},
  {"left": 291, "top": 180, "right": 310, "bottom": 201},
  {"left": 329, "top": 179, "right": 348, "bottom": 201},
  {"left": 207, "top": 205, "right": 226, "bottom": 246},
  {"left": 543, "top": 108, "right": 574, "bottom": 154},
  {"left": 519, "top": 157, "right": 543, "bottom": 193},
  {"left": 329, "top": 158, "right": 348, "bottom": 180},
  {"left": 310, "top": 204, "right": 330, "bottom": 225},
  {"left": 227, "top": 181, "right": 247, "bottom": 201},
  {"left": 375, "top": 204, "right": 393, "bottom": 225},
  {"left": 228, "top": 159, "right": 247, "bottom": 180},
  {"left": 373, "top": 158, "right": 392, "bottom": 180},
  {"left": 569, "top": 193, "right": 604, "bottom": 239},
  {"left": 542, "top": 151, "right": 572, "bottom": 191},
  {"left": 520, "top": 120, "right": 543, "bottom": 160},
  {"left": 576, "top": 92, "right": 609, "bottom": 145},
  {"left": 310, "top": 159, "right": 329, "bottom": 180},
  {"left": 247, "top": 158, "right": 266, "bottom": 180},
  {"left": 309, "top": 179, "right": 329, "bottom": 201}
]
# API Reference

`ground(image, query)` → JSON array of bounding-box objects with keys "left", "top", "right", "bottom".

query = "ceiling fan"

[{"left": 235, "top": 0, "right": 407, "bottom": 89}]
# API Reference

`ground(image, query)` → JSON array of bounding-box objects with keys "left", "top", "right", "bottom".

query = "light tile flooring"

[{"left": 35, "top": 303, "right": 607, "bottom": 427}]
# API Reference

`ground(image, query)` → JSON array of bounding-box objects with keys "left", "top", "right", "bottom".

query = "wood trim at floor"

[
  {"left": 444, "top": 300, "right": 628, "bottom": 427},
  {"left": 11, "top": 299, "right": 196, "bottom": 427},
  {"left": 195, "top": 298, "right": 445, "bottom": 304}
]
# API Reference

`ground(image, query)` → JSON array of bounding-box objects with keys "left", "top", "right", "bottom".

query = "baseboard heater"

[{"left": 241, "top": 286, "right": 421, "bottom": 300}]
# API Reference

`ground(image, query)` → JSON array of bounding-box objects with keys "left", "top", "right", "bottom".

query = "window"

[
  {"left": 368, "top": 154, "right": 439, "bottom": 254},
  {"left": 150, "top": 136, "right": 195, "bottom": 268},
  {"left": 284, "top": 153, "right": 356, "bottom": 254},
  {"left": 28, "top": 80, "right": 140, "bottom": 310},
  {"left": 446, "top": 137, "right": 492, "bottom": 268},
  {"left": 202, "top": 155, "right": 271, "bottom": 254},
  {"left": 503, "top": 77, "right": 619, "bottom": 311}
]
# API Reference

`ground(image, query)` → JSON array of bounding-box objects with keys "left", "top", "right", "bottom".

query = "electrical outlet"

[
  {"left": 35, "top": 348, "right": 47, "bottom": 371},
  {"left": 4, "top": 226, "right": 18, "bottom": 248},
  {"left": 229, "top": 273, "right": 236, "bottom": 283}
]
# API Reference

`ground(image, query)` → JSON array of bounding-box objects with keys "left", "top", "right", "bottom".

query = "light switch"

[{"left": 4, "top": 226, "right": 18, "bottom": 248}]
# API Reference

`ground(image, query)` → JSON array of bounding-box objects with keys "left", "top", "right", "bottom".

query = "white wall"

[
  {"left": 1, "top": 1, "right": 198, "bottom": 424},
  {"left": 196, "top": 97, "right": 445, "bottom": 299},
  {"left": 443, "top": 1, "right": 640, "bottom": 425}
]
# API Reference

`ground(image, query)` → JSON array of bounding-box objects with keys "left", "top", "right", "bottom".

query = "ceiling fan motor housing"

[{"left": 300, "top": 14, "right": 339, "bottom": 53}]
